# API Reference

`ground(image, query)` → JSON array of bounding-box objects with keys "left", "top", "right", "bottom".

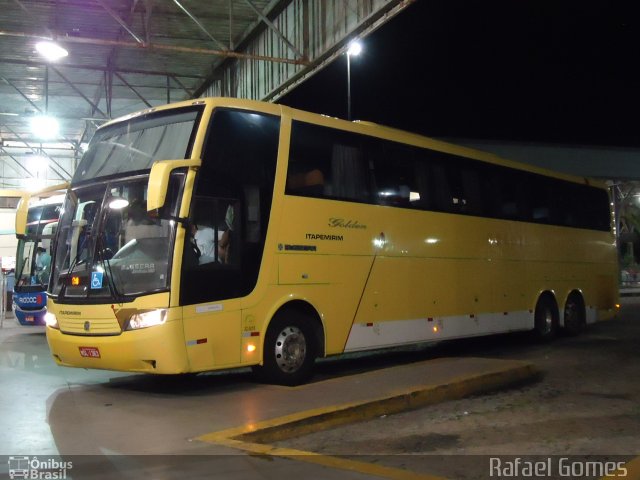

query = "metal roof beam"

[
  {"left": 0, "top": 30, "right": 308, "bottom": 66},
  {"left": 172, "top": 0, "right": 228, "bottom": 51},
  {"left": 3, "top": 125, "right": 71, "bottom": 180},
  {"left": 50, "top": 67, "right": 108, "bottom": 119},
  {"left": 114, "top": 72, "right": 152, "bottom": 108},
  {"left": 169, "top": 75, "right": 195, "bottom": 98},
  {"left": 10, "top": 0, "right": 54, "bottom": 38},
  {"left": 0, "top": 57, "right": 205, "bottom": 79},
  {"left": 96, "top": 0, "right": 145, "bottom": 45},
  {"left": 1, "top": 75, "right": 42, "bottom": 114},
  {"left": 243, "top": 0, "right": 304, "bottom": 59},
  {"left": 0, "top": 146, "right": 35, "bottom": 178}
]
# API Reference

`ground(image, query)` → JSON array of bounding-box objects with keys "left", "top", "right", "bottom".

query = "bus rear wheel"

[
  {"left": 254, "top": 311, "right": 317, "bottom": 386},
  {"left": 533, "top": 295, "right": 559, "bottom": 341},
  {"left": 563, "top": 292, "right": 586, "bottom": 336}
]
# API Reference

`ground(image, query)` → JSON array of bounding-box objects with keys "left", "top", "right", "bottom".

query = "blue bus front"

[{"left": 14, "top": 202, "right": 60, "bottom": 326}]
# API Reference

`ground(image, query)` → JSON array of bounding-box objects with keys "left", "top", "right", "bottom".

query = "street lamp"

[{"left": 346, "top": 41, "right": 362, "bottom": 120}]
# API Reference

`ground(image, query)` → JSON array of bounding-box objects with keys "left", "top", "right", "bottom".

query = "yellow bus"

[{"left": 45, "top": 98, "right": 618, "bottom": 385}]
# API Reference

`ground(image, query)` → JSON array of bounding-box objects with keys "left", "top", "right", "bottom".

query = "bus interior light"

[{"left": 108, "top": 197, "right": 129, "bottom": 210}]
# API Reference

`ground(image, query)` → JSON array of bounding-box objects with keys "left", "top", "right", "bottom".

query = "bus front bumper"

[
  {"left": 46, "top": 320, "right": 190, "bottom": 374},
  {"left": 15, "top": 306, "right": 47, "bottom": 326}
]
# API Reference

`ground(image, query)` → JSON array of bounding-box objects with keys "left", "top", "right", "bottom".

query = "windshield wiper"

[
  {"left": 59, "top": 231, "right": 91, "bottom": 300},
  {"left": 16, "top": 242, "right": 33, "bottom": 285},
  {"left": 96, "top": 233, "right": 124, "bottom": 304}
]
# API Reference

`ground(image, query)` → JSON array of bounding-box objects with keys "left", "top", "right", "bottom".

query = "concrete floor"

[{"left": 1, "top": 304, "right": 636, "bottom": 480}]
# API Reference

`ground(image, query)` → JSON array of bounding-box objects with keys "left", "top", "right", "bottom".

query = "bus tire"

[
  {"left": 562, "top": 292, "right": 586, "bottom": 336},
  {"left": 254, "top": 310, "right": 317, "bottom": 386},
  {"left": 533, "top": 294, "right": 558, "bottom": 341}
]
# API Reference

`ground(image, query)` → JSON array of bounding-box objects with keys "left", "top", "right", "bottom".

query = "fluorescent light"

[
  {"left": 35, "top": 41, "right": 68, "bottom": 62},
  {"left": 30, "top": 115, "right": 59, "bottom": 140}
]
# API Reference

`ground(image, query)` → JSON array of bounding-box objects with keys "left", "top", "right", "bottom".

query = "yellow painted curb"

[{"left": 198, "top": 360, "right": 539, "bottom": 479}]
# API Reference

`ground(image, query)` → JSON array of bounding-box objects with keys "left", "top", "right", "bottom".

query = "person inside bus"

[
  {"left": 217, "top": 204, "right": 235, "bottom": 264},
  {"left": 35, "top": 246, "right": 51, "bottom": 284},
  {"left": 125, "top": 199, "right": 168, "bottom": 243},
  {"left": 184, "top": 223, "right": 201, "bottom": 268},
  {"left": 76, "top": 202, "right": 97, "bottom": 262},
  {"left": 192, "top": 222, "right": 216, "bottom": 264}
]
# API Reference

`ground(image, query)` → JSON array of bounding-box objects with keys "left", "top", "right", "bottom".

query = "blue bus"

[{"left": 14, "top": 192, "right": 65, "bottom": 325}]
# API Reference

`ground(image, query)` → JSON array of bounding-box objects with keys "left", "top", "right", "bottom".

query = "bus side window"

[
  {"left": 371, "top": 142, "right": 423, "bottom": 208},
  {"left": 331, "top": 144, "right": 369, "bottom": 202},
  {"left": 460, "top": 166, "right": 483, "bottom": 216},
  {"left": 432, "top": 163, "right": 456, "bottom": 212},
  {"left": 286, "top": 167, "right": 326, "bottom": 197},
  {"left": 288, "top": 121, "right": 373, "bottom": 204}
]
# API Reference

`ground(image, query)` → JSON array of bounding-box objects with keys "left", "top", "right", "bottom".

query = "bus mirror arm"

[
  {"left": 164, "top": 215, "right": 190, "bottom": 227},
  {"left": 147, "top": 159, "right": 201, "bottom": 211}
]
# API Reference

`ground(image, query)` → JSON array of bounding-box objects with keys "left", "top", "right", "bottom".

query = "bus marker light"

[
  {"left": 432, "top": 326, "right": 439, "bottom": 333},
  {"left": 247, "top": 344, "right": 256, "bottom": 353}
]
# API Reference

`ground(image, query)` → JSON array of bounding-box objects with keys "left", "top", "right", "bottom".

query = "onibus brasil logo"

[{"left": 7, "top": 456, "right": 72, "bottom": 479}]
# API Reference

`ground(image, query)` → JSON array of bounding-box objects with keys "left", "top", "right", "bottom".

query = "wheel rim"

[
  {"left": 542, "top": 308, "right": 553, "bottom": 334},
  {"left": 565, "top": 300, "right": 578, "bottom": 326},
  {"left": 274, "top": 326, "right": 306, "bottom": 373}
]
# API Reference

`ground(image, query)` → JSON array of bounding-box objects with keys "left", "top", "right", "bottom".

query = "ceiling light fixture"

[
  {"left": 30, "top": 115, "right": 60, "bottom": 140},
  {"left": 35, "top": 41, "right": 69, "bottom": 62}
]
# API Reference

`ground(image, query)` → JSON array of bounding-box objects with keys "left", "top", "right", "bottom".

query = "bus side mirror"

[
  {"left": 14, "top": 181, "right": 69, "bottom": 238},
  {"left": 147, "top": 159, "right": 201, "bottom": 211},
  {"left": 14, "top": 194, "right": 30, "bottom": 238}
]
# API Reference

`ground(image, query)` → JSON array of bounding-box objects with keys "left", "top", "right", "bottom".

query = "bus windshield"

[
  {"left": 49, "top": 107, "right": 200, "bottom": 301},
  {"left": 15, "top": 202, "right": 60, "bottom": 290},
  {"left": 72, "top": 106, "right": 201, "bottom": 184},
  {"left": 49, "top": 177, "right": 182, "bottom": 301}
]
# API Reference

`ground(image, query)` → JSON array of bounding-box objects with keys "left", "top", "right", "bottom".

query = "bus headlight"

[
  {"left": 126, "top": 309, "right": 167, "bottom": 330},
  {"left": 44, "top": 312, "right": 59, "bottom": 329}
]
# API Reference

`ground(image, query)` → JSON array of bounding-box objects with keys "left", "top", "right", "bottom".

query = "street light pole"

[{"left": 346, "top": 41, "right": 362, "bottom": 121}]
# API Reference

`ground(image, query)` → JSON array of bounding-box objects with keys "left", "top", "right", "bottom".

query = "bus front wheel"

[{"left": 254, "top": 311, "right": 317, "bottom": 386}]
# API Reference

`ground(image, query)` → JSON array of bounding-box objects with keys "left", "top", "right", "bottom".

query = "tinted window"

[
  {"left": 287, "top": 122, "right": 373, "bottom": 203},
  {"left": 286, "top": 122, "right": 610, "bottom": 232},
  {"left": 180, "top": 109, "right": 280, "bottom": 305}
]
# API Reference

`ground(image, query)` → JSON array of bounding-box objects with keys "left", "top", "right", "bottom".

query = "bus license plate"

[
  {"left": 79, "top": 347, "right": 101, "bottom": 358},
  {"left": 25, "top": 316, "right": 34, "bottom": 322}
]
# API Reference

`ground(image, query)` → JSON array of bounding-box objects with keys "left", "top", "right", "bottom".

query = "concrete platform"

[{"left": 0, "top": 317, "right": 538, "bottom": 479}]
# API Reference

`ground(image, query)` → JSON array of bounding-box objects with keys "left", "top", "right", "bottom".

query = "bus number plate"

[
  {"left": 25, "top": 316, "right": 34, "bottom": 323},
  {"left": 79, "top": 347, "right": 101, "bottom": 358}
]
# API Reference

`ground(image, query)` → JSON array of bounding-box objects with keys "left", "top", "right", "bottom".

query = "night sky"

[{"left": 280, "top": 0, "right": 640, "bottom": 147}]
